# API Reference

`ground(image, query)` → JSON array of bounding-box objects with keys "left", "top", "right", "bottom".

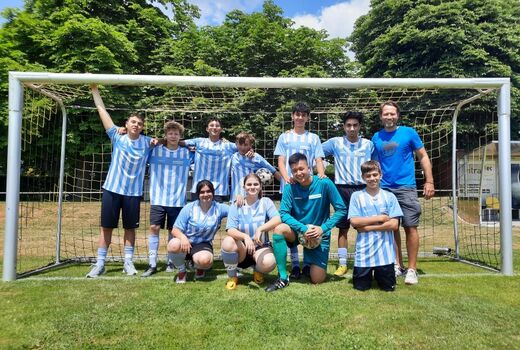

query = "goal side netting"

[{"left": 2, "top": 73, "right": 513, "bottom": 280}]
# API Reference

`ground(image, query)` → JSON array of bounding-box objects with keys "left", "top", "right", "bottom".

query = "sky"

[{"left": 1, "top": 0, "right": 369, "bottom": 40}]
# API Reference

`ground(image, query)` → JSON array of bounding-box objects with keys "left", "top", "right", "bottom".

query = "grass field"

[{"left": 1, "top": 200, "right": 520, "bottom": 349}]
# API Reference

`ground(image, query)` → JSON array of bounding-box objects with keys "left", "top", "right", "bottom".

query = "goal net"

[{"left": 3, "top": 73, "right": 513, "bottom": 279}]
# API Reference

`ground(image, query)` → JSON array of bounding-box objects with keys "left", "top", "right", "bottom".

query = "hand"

[
  {"left": 244, "top": 236, "right": 255, "bottom": 255},
  {"left": 305, "top": 224, "right": 323, "bottom": 239},
  {"left": 180, "top": 236, "right": 192, "bottom": 254},
  {"left": 317, "top": 172, "right": 327, "bottom": 179},
  {"left": 90, "top": 84, "right": 98, "bottom": 92},
  {"left": 423, "top": 182, "right": 435, "bottom": 200},
  {"left": 150, "top": 138, "right": 159, "bottom": 146},
  {"left": 245, "top": 149, "right": 255, "bottom": 158},
  {"left": 234, "top": 194, "right": 244, "bottom": 207},
  {"left": 253, "top": 228, "right": 264, "bottom": 246},
  {"left": 378, "top": 214, "right": 390, "bottom": 223},
  {"left": 286, "top": 176, "right": 295, "bottom": 184},
  {"left": 117, "top": 127, "right": 127, "bottom": 135}
]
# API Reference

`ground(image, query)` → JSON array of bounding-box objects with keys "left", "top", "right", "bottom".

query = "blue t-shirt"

[
  {"left": 372, "top": 126, "right": 424, "bottom": 188},
  {"left": 226, "top": 197, "right": 279, "bottom": 241},
  {"left": 173, "top": 200, "right": 229, "bottom": 244},
  {"left": 279, "top": 176, "right": 347, "bottom": 236}
]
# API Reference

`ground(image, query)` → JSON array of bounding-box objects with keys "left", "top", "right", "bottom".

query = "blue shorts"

[
  {"left": 384, "top": 188, "right": 421, "bottom": 227},
  {"left": 336, "top": 184, "right": 366, "bottom": 229},
  {"left": 100, "top": 190, "right": 141, "bottom": 229},
  {"left": 287, "top": 232, "right": 331, "bottom": 270},
  {"left": 149, "top": 205, "right": 182, "bottom": 229},
  {"left": 353, "top": 264, "right": 396, "bottom": 291}
]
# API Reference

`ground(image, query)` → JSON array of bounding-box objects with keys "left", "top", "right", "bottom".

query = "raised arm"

[
  {"left": 90, "top": 84, "right": 114, "bottom": 131},
  {"left": 416, "top": 147, "right": 435, "bottom": 200}
]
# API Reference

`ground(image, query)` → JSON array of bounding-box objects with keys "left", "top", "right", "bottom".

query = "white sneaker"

[
  {"left": 405, "top": 269, "right": 418, "bottom": 285},
  {"left": 395, "top": 264, "right": 407, "bottom": 278},
  {"left": 123, "top": 261, "right": 138, "bottom": 276},
  {"left": 165, "top": 262, "right": 175, "bottom": 273},
  {"left": 86, "top": 264, "right": 105, "bottom": 278}
]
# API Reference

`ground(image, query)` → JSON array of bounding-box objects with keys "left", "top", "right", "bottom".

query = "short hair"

[
  {"left": 196, "top": 180, "right": 215, "bottom": 198},
  {"left": 342, "top": 111, "right": 363, "bottom": 125},
  {"left": 127, "top": 113, "right": 145, "bottom": 123},
  {"left": 360, "top": 160, "right": 382, "bottom": 176},
  {"left": 163, "top": 120, "right": 184, "bottom": 135},
  {"left": 206, "top": 117, "right": 222, "bottom": 127},
  {"left": 235, "top": 132, "right": 255, "bottom": 145},
  {"left": 379, "top": 101, "right": 400, "bottom": 117},
  {"left": 292, "top": 101, "right": 310, "bottom": 115},
  {"left": 288, "top": 152, "right": 308, "bottom": 167},
  {"left": 243, "top": 172, "right": 263, "bottom": 198}
]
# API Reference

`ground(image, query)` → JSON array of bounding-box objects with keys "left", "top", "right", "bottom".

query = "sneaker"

[
  {"left": 265, "top": 277, "right": 289, "bottom": 292},
  {"left": 253, "top": 271, "right": 264, "bottom": 284},
  {"left": 225, "top": 277, "right": 239, "bottom": 290},
  {"left": 405, "top": 269, "right": 419, "bottom": 285},
  {"left": 289, "top": 266, "right": 301, "bottom": 280},
  {"left": 141, "top": 266, "right": 157, "bottom": 277},
  {"left": 186, "top": 260, "right": 195, "bottom": 271},
  {"left": 194, "top": 269, "right": 206, "bottom": 280},
  {"left": 165, "top": 262, "right": 175, "bottom": 273},
  {"left": 86, "top": 264, "right": 105, "bottom": 278},
  {"left": 176, "top": 271, "right": 187, "bottom": 284},
  {"left": 123, "top": 261, "right": 138, "bottom": 276},
  {"left": 395, "top": 265, "right": 407, "bottom": 278},
  {"left": 334, "top": 265, "right": 348, "bottom": 276},
  {"left": 302, "top": 265, "right": 311, "bottom": 277}
]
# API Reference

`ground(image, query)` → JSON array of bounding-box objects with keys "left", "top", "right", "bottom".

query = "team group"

[{"left": 86, "top": 84, "right": 435, "bottom": 292}]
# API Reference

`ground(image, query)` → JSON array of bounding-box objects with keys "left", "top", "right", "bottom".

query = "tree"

[{"left": 350, "top": 0, "right": 520, "bottom": 137}]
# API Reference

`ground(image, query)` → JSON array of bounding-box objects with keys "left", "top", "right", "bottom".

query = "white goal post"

[{"left": 3, "top": 72, "right": 513, "bottom": 281}]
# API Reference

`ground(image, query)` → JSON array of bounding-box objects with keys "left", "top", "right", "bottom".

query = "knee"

[
  {"left": 167, "top": 238, "right": 181, "bottom": 253},
  {"left": 149, "top": 225, "right": 161, "bottom": 233},
  {"left": 274, "top": 223, "right": 290, "bottom": 235},
  {"left": 194, "top": 252, "right": 213, "bottom": 269},
  {"left": 310, "top": 266, "right": 326, "bottom": 284},
  {"left": 221, "top": 236, "right": 238, "bottom": 252},
  {"left": 255, "top": 250, "right": 276, "bottom": 273}
]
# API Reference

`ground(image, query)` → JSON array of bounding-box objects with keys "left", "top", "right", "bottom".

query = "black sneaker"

[
  {"left": 289, "top": 266, "right": 301, "bottom": 280},
  {"left": 141, "top": 266, "right": 158, "bottom": 277},
  {"left": 265, "top": 278, "right": 289, "bottom": 292},
  {"left": 302, "top": 265, "right": 311, "bottom": 277}
]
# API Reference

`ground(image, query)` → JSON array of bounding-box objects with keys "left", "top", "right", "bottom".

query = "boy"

[
  {"left": 274, "top": 101, "right": 326, "bottom": 279},
  {"left": 141, "top": 120, "right": 193, "bottom": 277},
  {"left": 230, "top": 132, "right": 281, "bottom": 201},
  {"left": 265, "top": 153, "right": 347, "bottom": 292},
  {"left": 322, "top": 111, "right": 374, "bottom": 276},
  {"left": 348, "top": 160, "right": 403, "bottom": 291},
  {"left": 86, "top": 84, "right": 154, "bottom": 278}
]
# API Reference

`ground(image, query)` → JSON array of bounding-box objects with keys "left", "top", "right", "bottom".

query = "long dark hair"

[{"left": 196, "top": 180, "right": 215, "bottom": 198}]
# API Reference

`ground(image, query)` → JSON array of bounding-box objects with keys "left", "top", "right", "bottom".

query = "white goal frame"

[{"left": 3, "top": 72, "right": 513, "bottom": 281}]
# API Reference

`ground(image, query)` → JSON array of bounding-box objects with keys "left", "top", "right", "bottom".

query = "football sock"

[
  {"left": 96, "top": 247, "right": 107, "bottom": 268},
  {"left": 273, "top": 233, "right": 289, "bottom": 280},
  {"left": 124, "top": 245, "right": 134, "bottom": 264},
  {"left": 148, "top": 234, "right": 159, "bottom": 268},
  {"left": 221, "top": 249, "right": 239, "bottom": 278},
  {"left": 289, "top": 245, "right": 300, "bottom": 268},
  {"left": 338, "top": 247, "right": 348, "bottom": 267},
  {"left": 171, "top": 252, "right": 187, "bottom": 272}
]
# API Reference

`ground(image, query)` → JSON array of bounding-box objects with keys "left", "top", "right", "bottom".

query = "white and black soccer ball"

[
  {"left": 298, "top": 234, "right": 322, "bottom": 249},
  {"left": 255, "top": 168, "right": 274, "bottom": 186}
]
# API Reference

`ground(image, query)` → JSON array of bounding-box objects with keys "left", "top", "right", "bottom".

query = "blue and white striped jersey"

[
  {"left": 226, "top": 197, "right": 279, "bottom": 241},
  {"left": 148, "top": 145, "right": 192, "bottom": 207},
  {"left": 348, "top": 189, "right": 403, "bottom": 267},
  {"left": 230, "top": 152, "right": 277, "bottom": 200},
  {"left": 274, "top": 130, "right": 324, "bottom": 192},
  {"left": 184, "top": 138, "right": 237, "bottom": 196},
  {"left": 103, "top": 126, "right": 152, "bottom": 196},
  {"left": 173, "top": 201, "right": 229, "bottom": 244},
  {"left": 322, "top": 137, "right": 374, "bottom": 185}
]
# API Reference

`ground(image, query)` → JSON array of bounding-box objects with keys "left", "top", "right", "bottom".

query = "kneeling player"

[
  {"left": 349, "top": 160, "right": 403, "bottom": 291},
  {"left": 265, "top": 153, "right": 347, "bottom": 292}
]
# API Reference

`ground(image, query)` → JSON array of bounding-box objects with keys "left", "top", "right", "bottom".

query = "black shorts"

[
  {"left": 336, "top": 184, "right": 366, "bottom": 229},
  {"left": 186, "top": 242, "right": 213, "bottom": 261},
  {"left": 100, "top": 190, "right": 141, "bottom": 229},
  {"left": 353, "top": 264, "right": 396, "bottom": 292},
  {"left": 237, "top": 242, "right": 272, "bottom": 269},
  {"left": 149, "top": 205, "right": 182, "bottom": 229}
]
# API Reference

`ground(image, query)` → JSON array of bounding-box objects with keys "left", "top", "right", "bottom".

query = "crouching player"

[
  {"left": 222, "top": 173, "right": 280, "bottom": 289},
  {"left": 265, "top": 153, "right": 347, "bottom": 292},
  {"left": 348, "top": 161, "right": 403, "bottom": 291}
]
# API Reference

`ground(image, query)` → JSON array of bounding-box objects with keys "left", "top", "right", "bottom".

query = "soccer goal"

[{"left": 2, "top": 72, "right": 513, "bottom": 281}]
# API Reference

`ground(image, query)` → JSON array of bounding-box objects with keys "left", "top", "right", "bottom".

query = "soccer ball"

[
  {"left": 256, "top": 168, "right": 274, "bottom": 185},
  {"left": 298, "top": 234, "right": 322, "bottom": 249}
]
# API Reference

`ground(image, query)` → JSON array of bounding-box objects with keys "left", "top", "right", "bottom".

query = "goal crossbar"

[{"left": 3, "top": 72, "right": 513, "bottom": 281}]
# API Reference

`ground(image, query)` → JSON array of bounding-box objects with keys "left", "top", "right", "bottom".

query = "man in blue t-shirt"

[
  {"left": 265, "top": 153, "right": 347, "bottom": 292},
  {"left": 372, "top": 101, "right": 435, "bottom": 285}
]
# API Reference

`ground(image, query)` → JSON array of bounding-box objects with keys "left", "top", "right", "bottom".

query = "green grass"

[{"left": 1, "top": 259, "right": 520, "bottom": 349}]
